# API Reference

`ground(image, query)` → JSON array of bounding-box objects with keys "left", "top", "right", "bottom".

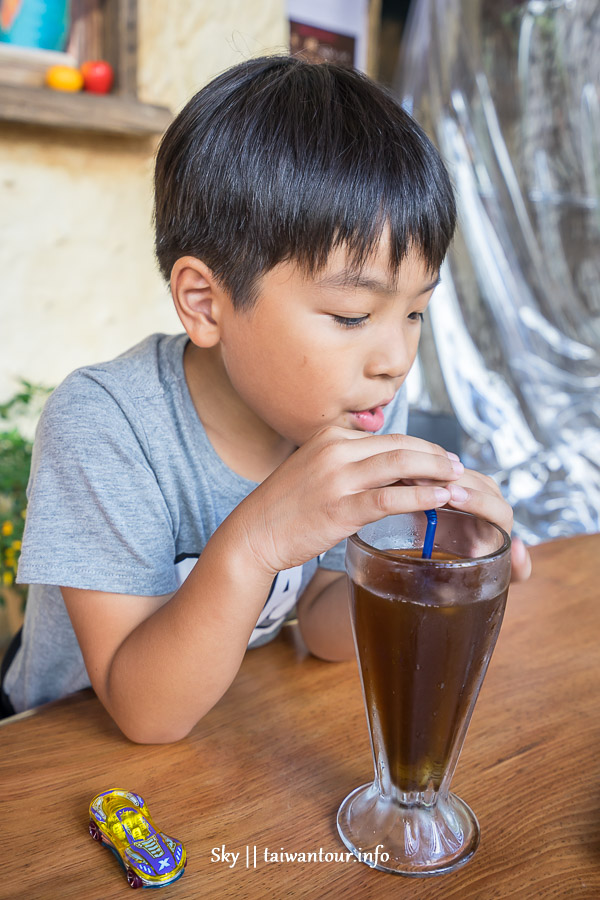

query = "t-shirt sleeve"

[
  {"left": 317, "top": 384, "right": 409, "bottom": 573},
  {"left": 17, "top": 372, "right": 177, "bottom": 596}
]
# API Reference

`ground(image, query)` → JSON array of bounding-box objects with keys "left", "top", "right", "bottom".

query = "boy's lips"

[{"left": 349, "top": 405, "right": 387, "bottom": 432}]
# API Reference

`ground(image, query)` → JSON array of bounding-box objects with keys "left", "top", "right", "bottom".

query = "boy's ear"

[{"left": 170, "top": 256, "right": 226, "bottom": 347}]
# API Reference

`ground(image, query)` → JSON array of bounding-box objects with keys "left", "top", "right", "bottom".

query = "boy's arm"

[
  {"left": 61, "top": 513, "right": 277, "bottom": 745},
  {"left": 296, "top": 568, "right": 353, "bottom": 661}
]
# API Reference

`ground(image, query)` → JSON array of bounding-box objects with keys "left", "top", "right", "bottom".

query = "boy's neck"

[{"left": 183, "top": 341, "right": 296, "bottom": 482}]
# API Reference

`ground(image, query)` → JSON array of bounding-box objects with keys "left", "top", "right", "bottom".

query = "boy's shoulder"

[
  {"left": 59, "top": 333, "right": 186, "bottom": 400},
  {"left": 39, "top": 333, "right": 189, "bottom": 442}
]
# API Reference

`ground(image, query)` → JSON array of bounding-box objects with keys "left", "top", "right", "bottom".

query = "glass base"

[{"left": 337, "top": 782, "right": 480, "bottom": 877}]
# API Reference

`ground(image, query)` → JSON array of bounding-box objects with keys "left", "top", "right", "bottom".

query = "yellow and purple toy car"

[{"left": 89, "top": 789, "right": 187, "bottom": 889}]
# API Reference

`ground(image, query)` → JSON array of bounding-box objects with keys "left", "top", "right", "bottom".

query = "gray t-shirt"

[{"left": 6, "top": 333, "right": 408, "bottom": 713}]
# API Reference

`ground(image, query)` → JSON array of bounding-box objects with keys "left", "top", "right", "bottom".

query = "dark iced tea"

[
  {"left": 339, "top": 512, "right": 511, "bottom": 875},
  {"left": 350, "top": 549, "right": 507, "bottom": 794}
]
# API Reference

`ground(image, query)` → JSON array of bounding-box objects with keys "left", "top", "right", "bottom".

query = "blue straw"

[{"left": 422, "top": 509, "right": 438, "bottom": 559}]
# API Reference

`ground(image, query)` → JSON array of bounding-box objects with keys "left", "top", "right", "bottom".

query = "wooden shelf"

[{"left": 0, "top": 83, "right": 172, "bottom": 137}]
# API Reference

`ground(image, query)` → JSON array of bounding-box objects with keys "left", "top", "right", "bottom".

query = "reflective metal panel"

[{"left": 400, "top": 0, "right": 600, "bottom": 542}]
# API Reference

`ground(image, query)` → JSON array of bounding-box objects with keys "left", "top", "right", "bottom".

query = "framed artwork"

[
  {"left": 290, "top": 20, "right": 356, "bottom": 68},
  {"left": 0, "top": 0, "right": 71, "bottom": 52},
  {"left": 287, "top": 0, "right": 371, "bottom": 72}
]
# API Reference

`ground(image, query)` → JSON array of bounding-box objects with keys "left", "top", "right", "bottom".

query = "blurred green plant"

[{"left": 0, "top": 380, "right": 53, "bottom": 601}]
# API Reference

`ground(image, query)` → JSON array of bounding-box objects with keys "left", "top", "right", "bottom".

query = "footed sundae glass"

[{"left": 338, "top": 509, "right": 511, "bottom": 876}]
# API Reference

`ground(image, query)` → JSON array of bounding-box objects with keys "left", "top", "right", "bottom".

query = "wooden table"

[{"left": 1, "top": 535, "right": 599, "bottom": 899}]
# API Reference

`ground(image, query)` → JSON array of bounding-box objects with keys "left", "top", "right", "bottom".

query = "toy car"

[{"left": 89, "top": 789, "right": 186, "bottom": 889}]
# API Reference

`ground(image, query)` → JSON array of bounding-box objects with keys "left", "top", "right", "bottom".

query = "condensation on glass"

[{"left": 398, "top": 0, "right": 600, "bottom": 543}]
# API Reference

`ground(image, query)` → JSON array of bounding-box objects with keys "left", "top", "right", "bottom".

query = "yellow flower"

[
  {"left": 2, "top": 571, "right": 14, "bottom": 585},
  {"left": 12, "top": 540, "right": 21, "bottom": 550},
  {"left": 1, "top": 521, "right": 13, "bottom": 536}
]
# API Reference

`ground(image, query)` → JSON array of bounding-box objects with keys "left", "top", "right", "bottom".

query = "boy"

[{"left": 2, "top": 56, "right": 530, "bottom": 740}]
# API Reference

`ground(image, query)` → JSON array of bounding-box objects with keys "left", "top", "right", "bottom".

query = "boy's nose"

[{"left": 366, "top": 334, "right": 412, "bottom": 380}]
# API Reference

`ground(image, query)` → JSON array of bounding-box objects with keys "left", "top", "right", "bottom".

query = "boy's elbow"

[
  {"left": 303, "top": 639, "right": 355, "bottom": 663},
  {"left": 117, "top": 717, "right": 195, "bottom": 745},
  {"left": 103, "top": 667, "right": 202, "bottom": 744},
  {"left": 103, "top": 664, "right": 223, "bottom": 744},
  {"left": 103, "top": 691, "right": 199, "bottom": 744}
]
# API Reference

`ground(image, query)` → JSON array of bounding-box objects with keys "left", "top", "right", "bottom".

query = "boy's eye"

[
  {"left": 331, "top": 315, "right": 369, "bottom": 328},
  {"left": 408, "top": 311, "right": 425, "bottom": 322}
]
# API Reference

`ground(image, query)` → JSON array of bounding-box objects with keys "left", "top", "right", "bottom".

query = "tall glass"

[{"left": 338, "top": 509, "right": 511, "bottom": 876}]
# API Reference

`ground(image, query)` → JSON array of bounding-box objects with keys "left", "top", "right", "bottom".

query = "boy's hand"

[
  {"left": 233, "top": 426, "right": 531, "bottom": 583},
  {"left": 441, "top": 467, "right": 532, "bottom": 582},
  {"left": 233, "top": 426, "right": 464, "bottom": 576}
]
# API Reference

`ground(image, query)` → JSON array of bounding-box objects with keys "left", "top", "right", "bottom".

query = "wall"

[{"left": 0, "top": 0, "right": 287, "bottom": 410}]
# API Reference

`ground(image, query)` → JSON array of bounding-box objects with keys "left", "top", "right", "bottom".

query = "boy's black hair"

[{"left": 154, "top": 55, "right": 456, "bottom": 308}]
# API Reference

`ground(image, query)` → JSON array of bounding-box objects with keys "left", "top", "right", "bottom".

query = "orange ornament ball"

[{"left": 45, "top": 65, "right": 84, "bottom": 92}]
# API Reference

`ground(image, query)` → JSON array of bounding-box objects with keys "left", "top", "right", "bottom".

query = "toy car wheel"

[
  {"left": 89, "top": 820, "right": 102, "bottom": 842},
  {"left": 126, "top": 869, "right": 143, "bottom": 889}
]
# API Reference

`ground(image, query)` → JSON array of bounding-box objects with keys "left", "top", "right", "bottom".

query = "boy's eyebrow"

[{"left": 316, "top": 269, "right": 441, "bottom": 296}]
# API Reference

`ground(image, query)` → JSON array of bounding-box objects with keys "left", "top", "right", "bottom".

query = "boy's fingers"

[
  {"left": 511, "top": 538, "right": 532, "bottom": 582},
  {"left": 324, "top": 428, "right": 454, "bottom": 462},
  {"left": 341, "top": 483, "right": 452, "bottom": 526},
  {"left": 404, "top": 471, "right": 505, "bottom": 503},
  {"left": 445, "top": 483, "right": 513, "bottom": 535},
  {"left": 454, "top": 468, "right": 504, "bottom": 499},
  {"left": 350, "top": 448, "right": 463, "bottom": 489}
]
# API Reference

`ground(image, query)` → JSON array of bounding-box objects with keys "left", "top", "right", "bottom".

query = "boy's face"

[{"left": 216, "top": 240, "right": 439, "bottom": 447}]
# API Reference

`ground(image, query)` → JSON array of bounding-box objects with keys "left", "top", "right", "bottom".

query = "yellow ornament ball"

[{"left": 45, "top": 65, "right": 84, "bottom": 92}]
